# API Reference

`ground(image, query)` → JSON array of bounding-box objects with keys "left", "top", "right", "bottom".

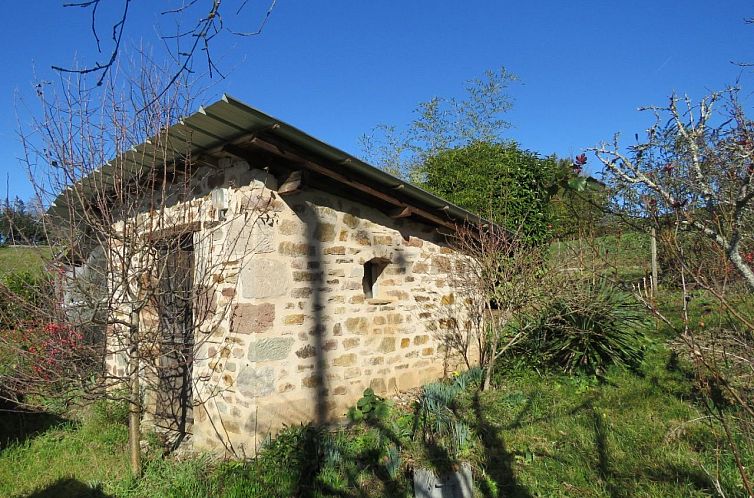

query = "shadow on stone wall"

[
  {"left": 305, "top": 206, "right": 329, "bottom": 425},
  {"left": 281, "top": 190, "right": 447, "bottom": 427},
  {"left": 287, "top": 192, "right": 414, "bottom": 425}
]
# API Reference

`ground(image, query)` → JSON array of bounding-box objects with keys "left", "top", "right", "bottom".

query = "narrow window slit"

[{"left": 363, "top": 258, "right": 389, "bottom": 299}]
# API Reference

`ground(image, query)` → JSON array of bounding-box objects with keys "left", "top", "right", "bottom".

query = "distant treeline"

[{"left": 0, "top": 197, "right": 45, "bottom": 246}]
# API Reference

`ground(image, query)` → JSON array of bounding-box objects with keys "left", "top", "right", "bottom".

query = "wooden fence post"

[{"left": 651, "top": 227, "right": 658, "bottom": 296}]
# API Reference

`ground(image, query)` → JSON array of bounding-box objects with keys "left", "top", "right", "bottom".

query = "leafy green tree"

[
  {"left": 361, "top": 68, "right": 593, "bottom": 243},
  {"left": 360, "top": 67, "right": 517, "bottom": 181},
  {"left": 420, "top": 141, "right": 561, "bottom": 242}
]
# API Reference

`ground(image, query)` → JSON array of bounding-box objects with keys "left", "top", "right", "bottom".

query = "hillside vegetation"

[
  {"left": 0, "top": 246, "right": 51, "bottom": 278},
  {"left": 1, "top": 233, "right": 750, "bottom": 497},
  {"left": 0, "top": 336, "right": 741, "bottom": 497}
]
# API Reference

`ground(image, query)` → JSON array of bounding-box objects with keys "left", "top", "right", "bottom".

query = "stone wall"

[{"left": 103, "top": 158, "right": 465, "bottom": 456}]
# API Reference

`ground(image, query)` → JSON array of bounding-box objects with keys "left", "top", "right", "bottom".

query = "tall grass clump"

[
  {"left": 515, "top": 281, "right": 650, "bottom": 376},
  {"left": 413, "top": 368, "right": 482, "bottom": 458}
]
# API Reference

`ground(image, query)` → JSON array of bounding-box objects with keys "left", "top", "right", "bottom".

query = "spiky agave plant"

[{"left": 534, "top": 281, "right": 650, "bottom": 376}]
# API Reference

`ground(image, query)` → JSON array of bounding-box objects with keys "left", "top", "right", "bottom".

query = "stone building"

[{"left": 50, "top": 95, "right": 478, "bottom": 456}]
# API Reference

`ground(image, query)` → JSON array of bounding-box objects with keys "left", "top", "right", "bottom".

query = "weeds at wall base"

[{"left": 0, "top": 337, "right": 751, "bottom": 497}]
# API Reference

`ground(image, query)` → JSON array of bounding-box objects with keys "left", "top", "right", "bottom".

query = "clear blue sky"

[{"left": 1, "top": 1, "right": 753, "bottom": 201}]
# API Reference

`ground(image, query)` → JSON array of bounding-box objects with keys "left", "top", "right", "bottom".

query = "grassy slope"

[
  {"left": 0, "top": 342, "right": 742, "bottom": 497},
  {"left": 467, "top": 347, "right": 738, "bottom": 497},
  {"left": 0, "top": 413, "right": 129, "bottom": 497},
  {"left": 0, "top": 233, "right": 746, "bottom": 496},
  {"left": 0, "top": 246, "right": 51, "bottom": 278},
  {"left": 550, "top": 232, "right": 651, "bottom": 281}
]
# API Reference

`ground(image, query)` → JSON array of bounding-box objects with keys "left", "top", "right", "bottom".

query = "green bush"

[
  {"left": 518, "top": 281, "right": 650, "bottom": 376},
  {"left": 421, "top": 141, "right": 561, "bottom": 244},
  {"left": 0, "top": 271, "right": 50, "bottom": 329},
  {"left": 347, "top": 388, "right": 389, "bottom": 423}
]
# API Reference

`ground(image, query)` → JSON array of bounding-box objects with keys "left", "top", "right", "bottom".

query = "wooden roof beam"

[{"left": 245, "top": 137, "right": 455, "bottom": 230}]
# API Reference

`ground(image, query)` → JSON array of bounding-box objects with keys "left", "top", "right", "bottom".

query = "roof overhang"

[{"left": 48, "top": 94, "right": 485, "bottom": 231}]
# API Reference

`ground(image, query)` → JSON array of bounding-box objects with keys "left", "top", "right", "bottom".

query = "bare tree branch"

[{"left": 51, "top": 1, "right": 278, "bottom": 103}]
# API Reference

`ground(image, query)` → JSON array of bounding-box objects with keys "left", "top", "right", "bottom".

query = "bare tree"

[
  {"left": 438, "top": 221, "right": 555, "bottom": 390},
  {"left": 633, "top": 232, "right": 754, "bottom": 496},
  {"left": 1, "top": 57, "right": 276, "bottom": 475},
  {"left": 53, "top": 1, "right": 278, "bottom": 105},
  {"left": 591, "top": 88, "right": 754, "bottom": 290},
  {"left": 593, "top": 89, "right": 754, "bottom": 495}
]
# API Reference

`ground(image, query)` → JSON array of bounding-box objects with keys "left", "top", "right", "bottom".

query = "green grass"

[
  {"left": 550, "top": 232, "right": 652, "bottom": 281},
  {"left": 0, "top": 239, "right": 748, "bottom": 497},
  {"left": 469, "top": 346, "right": 745, "bottom": 497},
  {"left": 1, "top": 339, "right": 746, "bottom": 497},
  {"left": 0, "top": 403, "right": 129, "bottom": 497},
  {"left": 0, "top": 245, "right": 52, "bottom": 278}
]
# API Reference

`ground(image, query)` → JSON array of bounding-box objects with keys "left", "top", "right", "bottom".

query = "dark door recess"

[{"left": 154, "top": 234, "right": 194, "bottom": 448}]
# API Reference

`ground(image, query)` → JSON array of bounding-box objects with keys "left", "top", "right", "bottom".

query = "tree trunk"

[
  {"left": 728, "top": 248, "right": 754, "bottom": 292},
  {"left": 128, "top": 311, "right": 142, "bottom": 477},
  {"left": 482, "top": 360, "right": 494, "bottom": 391},
  {"left": 482, "top": 336, "right": 497, "bottom": 391}
]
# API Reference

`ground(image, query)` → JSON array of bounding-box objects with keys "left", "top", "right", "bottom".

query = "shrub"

[
  {"left": 421, "top": 141, "right": 561, "bottom": 243},
  {"left": 347, "top": 388, "right": 389, "bottom": 423},
  {"left": 0, "top": 271, "right": 50, "bottom": 330},
  {"left": 0, "top": 319, "right": 86, "bottom": 398},
  {"left": 413, "top": 378, "right": 475, "bottom": 458},
  {"left": 519, "top": 281, "right": 650, "bottom": 376}
]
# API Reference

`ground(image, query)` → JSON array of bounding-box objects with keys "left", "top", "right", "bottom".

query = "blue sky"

[{"left": 1, "top": 1, "right": 753, "bottom": 201}]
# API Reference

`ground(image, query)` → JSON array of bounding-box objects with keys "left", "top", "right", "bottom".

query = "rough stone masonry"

[{"left": 106, "top": 159, "right": 466, "bottom": 456}]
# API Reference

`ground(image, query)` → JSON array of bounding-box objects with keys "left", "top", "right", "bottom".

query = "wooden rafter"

[{"left": 244, "top": 136, "right": 456, "bottom": 230}]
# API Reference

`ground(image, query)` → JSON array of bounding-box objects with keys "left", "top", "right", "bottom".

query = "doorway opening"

[{"left": 154, "top": 233, "right": 194, "bottom": 449}]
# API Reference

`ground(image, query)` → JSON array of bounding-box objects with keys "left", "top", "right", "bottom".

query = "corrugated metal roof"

[{"left": 48, "top": 94, "right": 481, "bottom": 227}]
